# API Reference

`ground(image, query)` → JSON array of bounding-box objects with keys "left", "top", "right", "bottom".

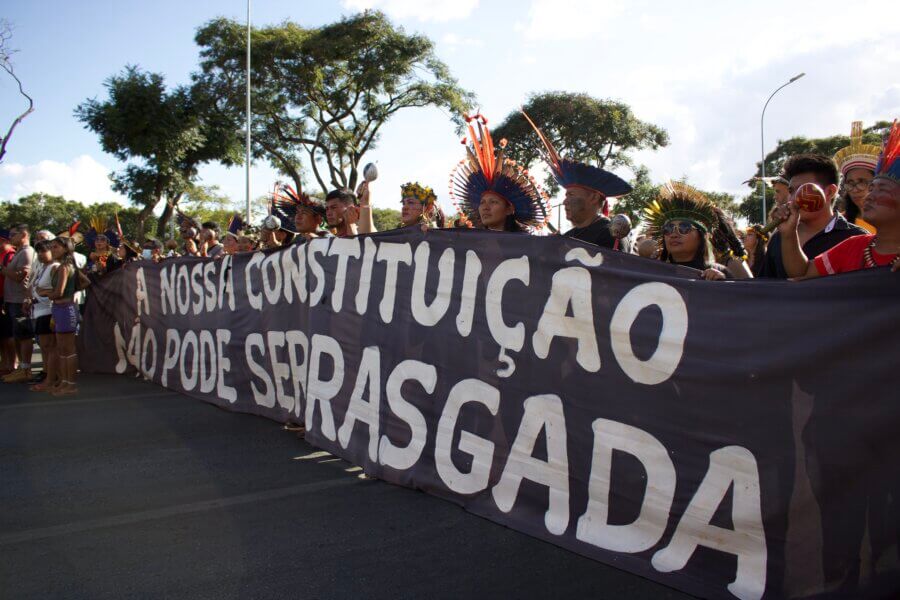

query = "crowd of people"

[{"left": 1, "top": 115, "right": 897, "bottom": 395}]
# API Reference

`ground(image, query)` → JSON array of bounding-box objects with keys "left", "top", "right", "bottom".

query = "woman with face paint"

[
  {"left": 399, "top": 182, "right": 444, "bottom": 230},
  {"left": 270, "top": 183, "right": 329, "bottom": 243},
  {"left": 780, "top": 120, "right": 900, "bottom": 278},
  {"left": 449, "top": 114, "right": 550, "bottom": 233},
  {"left": 520, "top": 110, "right": 634, "bottom": 248}
]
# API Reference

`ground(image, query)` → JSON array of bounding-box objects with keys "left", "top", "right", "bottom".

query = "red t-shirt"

[
  {"left": 813, "top": 234, "right": 897, "bottom": 276},
  {"left": 0, "top": 247, "right": 15, "bottom": 301}
]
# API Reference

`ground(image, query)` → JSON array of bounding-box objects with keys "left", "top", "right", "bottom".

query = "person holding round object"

[
  {"left": 779, "top": 120, "right": 900, "bottom": 279},
  {"left": 448, "top": 113, "right": 550, "bottom": 233},
  {"left": 761, "top": 153, "right": 866, "bottom": 278},
  {"left": 833, "top": 121, "right": 881, "bottom": 233},
  {"left": 323, "top": 188, "right": 360, "bottom": 238},
  {"left": 174, "top": 208, "right": 203, "bottom": 256},
  {"left": 199, "top": 222, "right": 224, "bottom": 258},
  {"left": 643, "top": 182, "right": 729, "bottom": 280},
  {"left": 353, "top": 163, "right": 386, "bottom": 234}
]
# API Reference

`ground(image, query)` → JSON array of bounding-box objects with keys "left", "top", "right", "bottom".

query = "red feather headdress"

[{"left": 875, "top": 119, "right": 900, "bottom": 183}]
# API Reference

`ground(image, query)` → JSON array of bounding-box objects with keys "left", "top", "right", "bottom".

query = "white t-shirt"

[
  {"left": 73, "top": 252, "right": 87, "bottom": 305},
  {"left": 31, "top": 261, "right": 56, "bottom": 318}
]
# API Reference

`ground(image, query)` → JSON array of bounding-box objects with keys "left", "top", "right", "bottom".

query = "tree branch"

[{"left": 0, "top": 61, "right": 34, "bottom": 164}]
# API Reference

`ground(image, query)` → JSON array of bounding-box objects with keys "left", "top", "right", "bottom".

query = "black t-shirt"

[
  {"left": 563, "top": 217, "right": 615, "bottom": 248},
  {"left": 760, "top": 214, "right": 866, "bottom": 279}
]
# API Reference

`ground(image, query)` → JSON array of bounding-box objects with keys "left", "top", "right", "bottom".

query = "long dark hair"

[
  {"left": 428, "top": 204, "right": 446, "bottom": 229},
  {"left": 842, "top": 191, "right": 861, "bottom": 224},
  {"left": 52, "top": 236, "right": 76, "bottom": 268},
  {"left": 503, "top": 214, "right": 525, "bottom": 233}
]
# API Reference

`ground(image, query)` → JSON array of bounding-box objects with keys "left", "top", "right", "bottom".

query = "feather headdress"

[
  {"left": 520, "top": 110, "right": 633, "bottom": 214},
  {"left": 833, "top": 121, "right": 881, "bottom": 176},
  {"left": 58, "top": 221, "right": 84, "bottom": 245},
  {"left": 114, "top": 213, "right": 140, "bottom": 256},
  {"left": 84, "top": 216, "right": 120, "bottom": 249},
  {"left": 874, "top": 119, "right": 900, "bottom": 184},
  {"left": 173, "top": 205, "right": 202, "bottom": 233},
  {"left": 225, "top": 214, "right": 246, "bottom": 238},
  {"left": 401, "top": 182, "right": 437, "bottom": 206},
  {"left": 643, "top": 182, "right": 718, "bottom": 240},
  {"left": 272, "top": 182, "right": 325, "bottom": 223},
  {"left": 448, "top": 113, "right": 550, "bottom": 229}
]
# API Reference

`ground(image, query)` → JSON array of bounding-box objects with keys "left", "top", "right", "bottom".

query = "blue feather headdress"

[
  {"left": 448, "top": 114, "right": 550, "bottom": 229},
  {"left": 84, "top": 216, "right": 120, "bottom": 249},
  {"left": 521, "top": 110, "right": 632, "bottom": 215},
  {"left": 225, "top": 214, "right": 245, "bottom": 237}
]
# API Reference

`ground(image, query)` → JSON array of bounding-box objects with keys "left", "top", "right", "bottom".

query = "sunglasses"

[{"left": 662, "top": 221, "right": 697, "bottom": 235}]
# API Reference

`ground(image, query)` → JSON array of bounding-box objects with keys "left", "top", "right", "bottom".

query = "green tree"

[
  {"left": 194, "top": 11, "right": 475, "bottom": 195},
  {"left": 739, "top": 121, "right": 891, "bottom": 223},
  {"left": 0, "top": 193, "right": 141, "bottom": 243},
  {"left": 613, "top": 165, "right": 656, "bottom": 226},
  {"left": 493, "top": 92, "right": 669, "bottom": 192},
  {"left": 372, "top": 208, "right": 401, "bottom": 231},
  {"left": 177, "top": 185, "right": 240, "bottom": 234},
  {"left": 75, "top": 66, "right": 243, "bottom": 240}
]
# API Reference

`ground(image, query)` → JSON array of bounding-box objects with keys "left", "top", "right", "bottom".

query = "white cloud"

[
  {"left": 518, "top": 0, "right": 626, "bottom": 40},
  {"left": 441, "top": 32, "right": 484, "bottom": 48},
  {"left": 0, "top": 155, "right": 127, "bottom": 205},
  {"left": 341, "top": 0, "right": 480, "bottom": 22}
]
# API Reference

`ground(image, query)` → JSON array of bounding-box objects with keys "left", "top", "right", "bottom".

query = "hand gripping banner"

[{"left": 79, "top": 227, "right": 900, "bottom": 599}]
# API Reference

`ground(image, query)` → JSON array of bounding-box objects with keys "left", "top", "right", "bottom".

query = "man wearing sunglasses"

[{"left": 760, "top": 154, "right": 865, "bottom": 278}]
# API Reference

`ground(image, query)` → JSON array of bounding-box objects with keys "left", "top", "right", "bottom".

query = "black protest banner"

[{"left": 80, "top": 227, "right": 900, "bottom": 599}]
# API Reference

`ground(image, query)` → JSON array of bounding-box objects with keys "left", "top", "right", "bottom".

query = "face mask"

[{"left": 141, "top": 249, "right": 153, "bottom": 260}]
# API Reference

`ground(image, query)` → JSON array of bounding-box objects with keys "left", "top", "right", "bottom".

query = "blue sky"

[{"left": 1, "top": 0, "right": 898, "bottom": 224}]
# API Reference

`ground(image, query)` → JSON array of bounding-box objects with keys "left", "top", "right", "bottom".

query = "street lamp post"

[
  {"left": 760, "top": 72, "right": 805, "bottom": 224},
  {"left": 245, "top": 0, "right": 252, "bottom": 223}
]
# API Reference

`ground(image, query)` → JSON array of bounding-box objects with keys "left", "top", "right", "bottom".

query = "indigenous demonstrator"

[
  {"left": 324, "top": 187, "right": 360, "bottom": 238},
  {"left": 84, "top": 216, "right": 120, "bottom": 276},
  {"left": 643, "top": 182, "right": 730, "bottom": 280},
  {"left": 222, "top": 214, "right": 245, "bottom": 256},
  {"left": 175, "top": 208, "right": 204, "bottom": 257},
  {"left": 760, "top": 153, "right": 866, "bottom": 279},
  {"left": 833, "top": 121, "right": 881, "bottom": 233},
  {"left": 779, "top": 120, "right": 900, "bottom": 278},
  {"left": 357, "top": 181, "right": 445, "bottom": 234},
  {"left": 271, "top": 183, "right": 328, "bottom": 243},
  {"left": 520, "top": 111, "right": 633, "bottom": 247},
  {"left": 449, "top": 113, "right": 550, "bottom": 233}
]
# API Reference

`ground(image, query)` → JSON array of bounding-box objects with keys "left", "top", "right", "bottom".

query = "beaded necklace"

[{"left": 862, "top": 236, "right": 900, "bottom": 268}]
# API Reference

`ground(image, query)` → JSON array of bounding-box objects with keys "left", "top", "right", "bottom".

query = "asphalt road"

[{"left": 0, "top": 374, "right": 695, "bottom": 600}]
